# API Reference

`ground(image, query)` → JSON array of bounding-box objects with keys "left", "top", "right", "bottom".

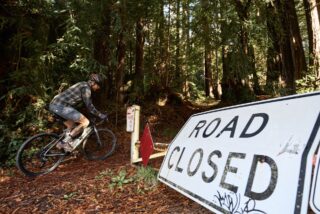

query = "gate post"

[{"left": 127, "top": 105, "right": 140, "bottom": 163}]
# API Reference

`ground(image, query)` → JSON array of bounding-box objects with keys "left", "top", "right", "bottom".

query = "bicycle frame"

[
  {"left": 42, "top": 118, "right": 105, "bottom": 157},
  {"left": 42, "top": 135, "right": 66, "bottom": 158}
]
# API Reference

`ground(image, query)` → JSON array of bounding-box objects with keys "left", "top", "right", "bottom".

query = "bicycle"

[{"left": 16, "top": 114, "right": 116, "bottom": 177}]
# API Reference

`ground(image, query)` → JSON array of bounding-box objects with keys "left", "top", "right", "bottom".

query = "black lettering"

[
  {"left": 245, "top": 155, "right": 278, "bottom": 200},
  {"left": 202, "top": 150, "right": 222, "bottom": 183},
  {"left": 168, "top": 146, "right": 180, "bottom": 169},
  {"left": 175, "top": 147, "right": 186, "bottom": 173},
  {"left": 189, "top": 120, "right": 207, "bottom": 138},
  {"left": 220, "top": 152, "right": 246, "bottom": 193},
  {"left": 203, "top": 118, "right": 221, "bottom": 138},
  {"left": 216, "top": 116, "right": 239, "bottom": 138},
  {"left": 240, "top": 113, "right": 269, "bottom": 138},
  {"left": 187, "top": 149, "right": 203, "bottom": 176}
]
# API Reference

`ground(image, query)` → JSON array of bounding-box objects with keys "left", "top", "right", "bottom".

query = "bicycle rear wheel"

[
  {"left": 82, "top": 128, "right": 116, "bottom": 160},
  {"left": 16, "top": 133, "right": 67, "bottom": 177}
]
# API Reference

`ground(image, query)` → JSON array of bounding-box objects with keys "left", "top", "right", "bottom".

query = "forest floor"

[{"left": 0, "top": 101, "right": 216, "bottom": 214}]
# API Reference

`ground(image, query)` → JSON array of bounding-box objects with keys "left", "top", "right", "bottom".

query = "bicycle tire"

[
  {"left": 16, "top": 133, "right": 67, "bottom": 177},
  {"left": 82, "top": 128, "right": 116, "bottom": 160}
]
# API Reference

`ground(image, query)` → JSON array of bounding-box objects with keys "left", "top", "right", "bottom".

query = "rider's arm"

[{"left": 81, "top": 87, "right": 104, "bottom": 118}]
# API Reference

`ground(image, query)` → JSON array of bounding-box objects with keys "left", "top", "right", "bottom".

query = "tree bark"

[
  {"left": 159, "top": 0, "right": 167, "bottom": 87},
  {"left": 182, "top": 0, "right": 190, "bottom": 97},
  {"left": 175, "top": 0, "right": 181, "bottom": 88},
  {"left": 220, "top": 0, "right": 256, "bottom": 103},
  {"left": 266, "top": 2, "right": 282, "bottom": 95},
  {"left": 93, "top": 2, "right": 112, "bottom": 101},
  {"left": 276, "top": 0, "right": 307, "bottom": 93},
  {"left": 134, "top": 16, "right": 145, "bottom": 98},
  {"left": 307, "top": 0, "right": 320, "bottom": 79},
  {"left": 233, "top": 0, "right": 261, "bottom": 95},
  {"left": 201, "top": 0, "right": 213, "bottom": 98},
  {"left": 303, "top": 0, "right": 314, "bottom": 67},
  {"left": 116, "top": 0, "right": 127, "bottom": 104},
  {"left": 317, "top": 0, "right": 320, "bottom": 21}
]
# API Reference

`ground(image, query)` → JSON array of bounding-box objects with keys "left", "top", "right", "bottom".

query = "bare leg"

[
  {"left": 70, "top": 115, "right": 90, "bottom": 138},
  {"left": 64, "top": 120, "right": 75, "bottom": 130}
]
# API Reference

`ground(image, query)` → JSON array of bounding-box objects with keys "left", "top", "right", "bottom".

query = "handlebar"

[
  {"left": 89, "top": 115, "right": 108, "bottom": 126},
  {"left": 95, "top": 118, "right": 108, "bottom": 126}
]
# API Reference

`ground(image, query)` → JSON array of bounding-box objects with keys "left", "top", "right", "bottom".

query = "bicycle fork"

[{"left": 93, "top": 126, "right": 102, "bottom": 148}]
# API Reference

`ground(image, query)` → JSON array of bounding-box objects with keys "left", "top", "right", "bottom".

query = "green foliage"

[
  {"left": 109, "top": 169, "right": 134, "bottom": 190},
  {"left": 135, "top": 166, "right": 158, "bottom": 188},
  {"left": 296, "top": 75, "right": 320, "bottom": 94},
  {"left": 63, "top": 192, "right": 77, "bottom": 200},
  {"left": 95, "top": 169, "right": 114, "bottom": 180},
  {"left": 0, "top": 95, "right": 50, "bottom": 166},
  {"left": 96, "top": 167, "right": 158, "bottom": 192},
  {"left": 162, "top": 127, "right": 179, "bottom": 139},
  {"left": 0, "top": 0, "right": 109, "bottom": 165}
]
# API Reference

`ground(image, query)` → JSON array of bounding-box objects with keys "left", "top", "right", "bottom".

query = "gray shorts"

[{"left": 49, "top": 104, "right": 82, "bottom": 122}]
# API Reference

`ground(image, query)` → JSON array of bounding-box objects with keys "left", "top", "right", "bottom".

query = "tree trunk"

[
  {"left": 182, "top": 0, "right": 190, "bottom": 97},
  {"left": 201, "top": 0, "right": 213, "bottom": 98},
  {"left": 276, "top": 0, "right": 307, "bottom": 94},
  {"left": 308, "top": 0, "right": 320, "bottom": 79},
  {"left": 303, "top": 0, "right": 314, "bottom": 66},
  {"left": 212, "top": 1, "right": 221, "bottom": 100},
  {"left": 134, "top": 16, "right": 145, "bottom": 99},
  {"left": 158, "top": 0, "right": 167, "bottom": 87},
  {"left": 167, "top": 0, "right": 172, "bottom": 88},
  {"left": 221, "top": 45, "right": 237, "bottom": 103},
  {"left": 116, "top": 0, "right": 127, "bottom": 104},
  {"left": 93, "top": 2, "right": 112, "bottom": 102},
  {"left": 275, "top": 0, "right": 307, "bottom": 93},
  {"left": 175, "top": 0, "right": 181, "bottom": 88},
  {"left": 286, "top": 0, "right": 307, "bottom": 80},
  {"left": 204, "top": 49, "right": 213, "bottom": 97},
  {"left": 234, "top": 0, "right": 261, "bottom": 95},
  {"left": 266, "top": 2, "right": 282, "bottom": 95},
  {"left": 221, "top": 0, "right": 255, "bottom": 103},
  {"left": 317, "top": 0, "right": 320, "bottom": 21}
]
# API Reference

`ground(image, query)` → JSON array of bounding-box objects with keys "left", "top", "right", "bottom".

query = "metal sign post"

[{"left": 158, "top": 92, "right": 320, "bottom": 214}]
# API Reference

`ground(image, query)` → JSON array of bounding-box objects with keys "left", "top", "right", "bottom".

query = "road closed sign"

[{"left": 158, "top": 92, "right": 320, "bottom": 214}]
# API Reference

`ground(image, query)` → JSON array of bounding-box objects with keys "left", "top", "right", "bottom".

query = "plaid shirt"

[{"left": 50, "top": 81, "right": 103, "bottom": 118}]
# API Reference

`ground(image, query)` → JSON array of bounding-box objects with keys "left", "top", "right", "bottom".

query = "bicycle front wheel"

[
  {"left": 16, "top": 133, "right": 66, "bottom": 177},
  {"left": 82, "top": 128, "right": 116, "bottom": 160}
]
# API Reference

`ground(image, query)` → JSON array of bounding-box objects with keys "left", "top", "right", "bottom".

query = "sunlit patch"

[
  {"left": 157, "top": 97, "right": 168, "bottom": 106},
  {"left": 148, "top": 115, "right": 158, "bottom": 123},
  {"left": 0, "top": 176, "right": 11, "bottom": 183}
]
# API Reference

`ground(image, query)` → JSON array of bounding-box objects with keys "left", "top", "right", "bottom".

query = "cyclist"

[{"left": 49, "top": 73, "right": 107, "bottom": 152}]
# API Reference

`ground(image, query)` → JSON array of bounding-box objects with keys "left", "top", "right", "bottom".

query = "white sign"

[
  {"left": 310, "top": 146, "right": 320, "bottom": 213},
  {"left": 126, "top": 106, "right": 135, "bottom": 132},
  {"left": 158, "top": 92, "right": 320, "bottom": 214}
]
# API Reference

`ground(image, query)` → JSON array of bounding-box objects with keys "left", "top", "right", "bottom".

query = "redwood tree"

[
  {"left": 201, "top": 0, "right": 213, "bottom": 97},
  {"left": 304, "top": 0, "right": 320, "bottom": 80}
]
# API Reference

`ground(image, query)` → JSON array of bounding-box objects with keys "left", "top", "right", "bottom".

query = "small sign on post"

[
  {"left": 158, "top": 92, "right": 320, "bottom": 214},
  {"left": 126, "top": 106, "right": 135, "bottom": 132}
]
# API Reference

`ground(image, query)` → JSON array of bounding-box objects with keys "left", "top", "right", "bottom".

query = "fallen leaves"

[{"left": 0, "top": 105, "right": 212, "bottom": 213}]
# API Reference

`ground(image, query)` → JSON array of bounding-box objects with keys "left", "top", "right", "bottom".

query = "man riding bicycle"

[{"left": 49, "top": 73, "right": 107, "bottom": 152}]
